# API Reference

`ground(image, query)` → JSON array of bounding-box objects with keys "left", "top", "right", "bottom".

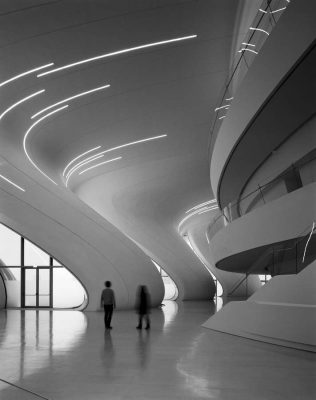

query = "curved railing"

[
  {"left": 228, "top": 222, "right": 316, "bottom": 296},
  {"left": 208, "top": 0, "right": 289, "bottom": 157},
  {"left": 207, "top": 152, "right": 316, "bottom": 242}
]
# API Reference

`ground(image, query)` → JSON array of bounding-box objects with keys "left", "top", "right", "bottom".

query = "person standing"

[
  {"left": 135, "top": 285, "right": 151, "bottom": 330},
  {"left": 101, "top": 281, "right": 116, "bottom": 329}
]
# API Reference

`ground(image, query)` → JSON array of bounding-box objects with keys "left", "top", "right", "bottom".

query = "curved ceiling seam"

[{"left": 0, "top": 0, "right": 199, "bottom": 51}]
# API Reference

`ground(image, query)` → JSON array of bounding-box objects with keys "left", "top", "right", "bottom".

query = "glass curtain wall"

[{"left": 0, "top": 223, "right": 86, "bottom": 309}]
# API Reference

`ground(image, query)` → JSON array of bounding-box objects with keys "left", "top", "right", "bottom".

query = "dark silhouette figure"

[
  {"left": 135, "top": 285, "right": 151, "bottom": 329},
  {"left": 100, "top": 281, "right": 116, "bottom": 329}
]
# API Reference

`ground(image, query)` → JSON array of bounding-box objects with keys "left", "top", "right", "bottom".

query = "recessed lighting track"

[
  {"left": 0, "top": 63, "right": 54, "bottom": 88},
  {"left": 78, "top": 157, "right": 122, "bottom": 175},
  {"left": 249, "top": 27, "right": 270, "bottom": 35},
  {"left": 31, "top": 84, "right": 110, "bottom": 120},
  {"left": 0, "top": 90, "right": 45, "bottom": 121},
  {"left": 37, "top": 35, "right": 197, "bottom": 78},
  {"left": 62, "top": 145, "right": 101, "bottom": 177},
  {"left": 0, "top": 174, "right": 25, "bottom": 192},
  {"left": 64, "top": 134, "right": 167, "bottom": 187}
]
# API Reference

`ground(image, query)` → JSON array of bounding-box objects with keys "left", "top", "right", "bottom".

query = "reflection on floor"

[{"left": 0, "top": 301, "right": 314, "bottom": 399}]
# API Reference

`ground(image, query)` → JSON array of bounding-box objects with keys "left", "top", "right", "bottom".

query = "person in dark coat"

[
  {"left": 100, "top": 281, "right": 116, "bottom": 329},
  {"left": 135, "top": 285, "right": 151, "bottom": 329}
]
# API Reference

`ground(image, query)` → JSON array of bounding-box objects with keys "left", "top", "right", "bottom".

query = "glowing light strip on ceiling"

[
  {"left": 242, "top": 42, "right": 256, "bottom": 47},
  {"left": 198, "top": 207, "right": 219, "bottom": 215},
  {"left": 249, "top": 27, "right": 270, "bottom": 35},
  {"left": 238, "top": 48, "right": 258, "bottom": 55},
  {"left": 65, "top": 134, "right": 167, "bottom": 186},
  {"left": 214, "top": 105, "right": 230, "bottom": 112},
  {"left": 302, "top": 222, "right": 315, "bottom": 263},
  {"left": 37, "top": 35, "right": 197, "bottom": 78},
  {"left": 62, "top": 145, "right": 101, "bottom": 176},
  {"left": 225, "top": 97, "right": 234, "bottom": 101},
  {"left": 23, "top": 105, "right": 69, "bottom": 185},
  {"left": 185, "top": 199, "right": 217, "bottom": 214},
  {"left": 270, "top": 7, "right": 286, "bottom": 13},
  {"left": 31, "top": 84, "right": 110, "bottom": 119},
  {"left": 0, "top": 90, "right": 45, "bottom": 121},
  {"left": 0, "top": 63, "right": 54, "bottom": 88},
  {"left": 78, "top": 157, "right": 122, "bottom": 175},
  {"left": 0, "top": 174, "right": 25, "bottom": 192},
  {"left": 218, "top": 115, "right": 226, "bottom": 120},
  {"left": 68, "top": 154, "right": 104, "bottom": 177}
]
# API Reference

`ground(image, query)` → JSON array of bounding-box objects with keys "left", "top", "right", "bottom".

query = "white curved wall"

[
  {"left": 0, "top": 162, "right": 164, "bottom": 310},
  {"left": 75, "top": 159, "right": 215, "bottom": 301},
  {"left": 210, "top": 183, "right": 316, "bottom": 266}
]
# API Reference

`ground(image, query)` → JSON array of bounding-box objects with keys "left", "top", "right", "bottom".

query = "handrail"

[
  {"left": 207, "top": 152, "right": 316, "bottom": 241},
  {"left": 208, "top": 0, "right": 288, "bottom": 157},
  {"left": 228, "top": 222, "right": 316, "bottom": 296}
]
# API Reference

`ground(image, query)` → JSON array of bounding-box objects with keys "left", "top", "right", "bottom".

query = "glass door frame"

[{"left": 21, "top": 266, "right": 53, "bottom": 308}]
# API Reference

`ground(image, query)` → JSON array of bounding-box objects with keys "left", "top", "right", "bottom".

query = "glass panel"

[
  {"left": 25, "top": 240, "right": 49, "bottom": 267},
  {"left": 53, "top": 259, "right": 62, "bottom": 266},
  {"left": 25, "top": 268, "right": 36, "bottom": 307},
  {"left": 0, "top": 223, "right": 20, "bottom": 266},
  {"left": 38, "top": 296, "right": 50, "bottom": 307},
  {"left": 38, "top": 269, "right": 50, "bottom": 295}
]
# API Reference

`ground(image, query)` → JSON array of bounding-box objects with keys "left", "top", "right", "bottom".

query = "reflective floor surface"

[{"left": 0, "top": 301, "right": 315, "bottom": 399}]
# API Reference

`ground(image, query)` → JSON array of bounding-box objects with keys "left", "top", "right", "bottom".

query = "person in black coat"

[{"left": 135, "top": 285, "right": 151, "bottom": 329}]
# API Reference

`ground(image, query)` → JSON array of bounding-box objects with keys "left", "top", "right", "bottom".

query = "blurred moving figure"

[{"left": 135, "top": 285, "right": 151, "bottom": 330}]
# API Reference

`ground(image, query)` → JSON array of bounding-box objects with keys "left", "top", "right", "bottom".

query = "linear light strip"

[
  {"left": 198, "top": 207, "right": 219, "bottom": 215},
  {"left": 214, "top": 105, "right": 230, "bottom": 112},
  {"left": 238, "top": 48, "right": 258, "bottom": 55},
  {"left": 302, "top": 222, "right": 315, "bottom": 263},
  {"left": 185, "top": 199, "right": 217, "bottom": 214},
  {"left": 259, "top": 8, "right": 268, "bottom": 13},
  {"left": 37, "top": 35, "right": 197, "bottom": 78},
  {"left": 242, "top": 42, "right": 256, "bottom": 47},
  {"left": 0, "top": 174, "right": 25, "bottom": 192},
  {"left": 65, "top": 152, "right": 107, "bottom": 179},
  {"left": 65, "top": 134, "right": 167, "bottom": 185},
  {"left": 218, "top": 116, "right": 226, "bottom": 120},
  {"left": 0, "top": 90, "right": 45, "bottom": 121},
  {"left": 79, "top": 157, "right": 122, "bottom": 175},
  {"left": 225, "top": 97, "right": 234, "bottom": 101},
  {"left": 23, "top": 105, "right": 69, "bottom": 185},
  {"left": 31, "top": 84, "right": 110, "bottom": 119},
  {"left": 270, "top": 7, "right": 286, "bottom": 13},
  {"left": 71, "top": 154, "right": 104, "bottom": 174},
  {"left": 0, "top": 63, "right": 54, "bottom": 88},
  {"left": 249, "top": 27, "right": 270, "bottom": 35},
  {"left": 62, "top": 145, "right": 101, "bottom": 176}
]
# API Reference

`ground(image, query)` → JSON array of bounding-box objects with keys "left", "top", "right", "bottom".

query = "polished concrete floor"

[{"left": 0, "top": 301, "right": 315, "bottom": 400}]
